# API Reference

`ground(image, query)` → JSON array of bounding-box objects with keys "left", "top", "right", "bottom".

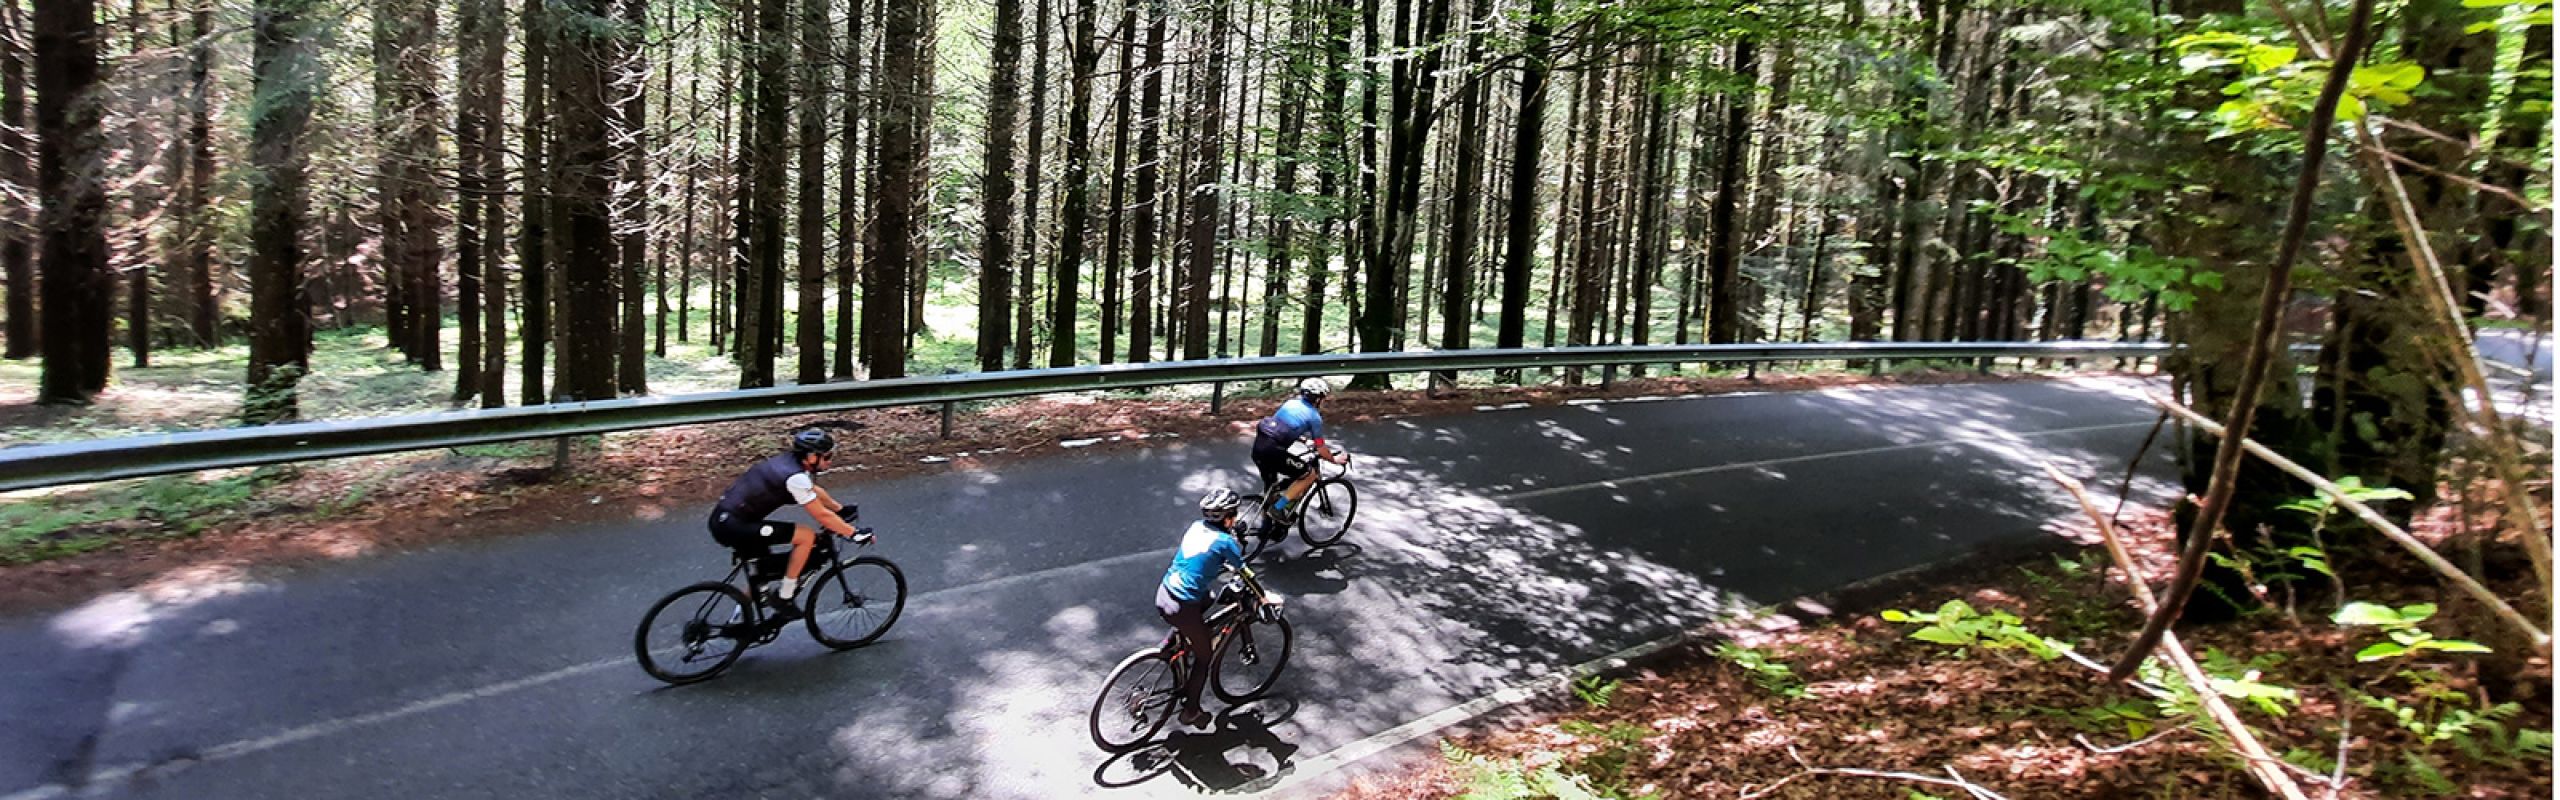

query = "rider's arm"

[
  {"left": 788, "top": 474, "right": 861, "bottom": 538},
  {"left": 812, "top": 485, "right": 848, "bottom": 514}
]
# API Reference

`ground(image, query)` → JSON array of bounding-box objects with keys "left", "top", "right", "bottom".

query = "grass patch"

[{"left": 0, "top": 468, "right": 288, "bottom": 563}]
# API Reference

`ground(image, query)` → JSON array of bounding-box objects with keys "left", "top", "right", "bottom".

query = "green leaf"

[
  {"left": 2397, "top": 603, "right": 2439, "bottom": 622},
  {"left": 2422, "top": 639, "right": 2495, "bottom": 654},
  {"left": 2334, "top": 601, "right": 2406, "bottom": 626},
  {"left": 2337, "top": 93, "right": 2370, "bottom": 122},
  {"left": 2245, "top": 46, "right": 2298, "bottom": 72},
  {"left": 2462, "top": 0, "right": 2527, "bottom": 8},
  {"left": 1913, "top": 627, "right": 1976, "bottom": 646},
  {"left": 2357, "top": 641, "right": 2412, "bottom": 661},
  {"left": 1881, "top": 609, "right": 1913, "bottom": 623}
]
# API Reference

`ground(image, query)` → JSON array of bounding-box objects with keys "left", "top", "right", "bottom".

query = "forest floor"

[
  {"left": 0, "top": 353, "right": 2080, "bottom": 612},
  {"left": 1324, "top": 492, "right": 2555, "bottom": 799}
]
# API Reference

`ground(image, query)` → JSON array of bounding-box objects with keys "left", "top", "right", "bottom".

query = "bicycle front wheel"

[
  {"left": 1297, "top": 479, "right": 1357, "bottom": 547},
  {"left": 804, "top": 556, "right": 907, "bottom": 650},
  {"left": 1211, "top": 615, "right": 1294, "bottom": 703},
  {"left": 1090, "top": 649, "right": 1181, "bottom": 752},
  {"left": 635, "top": 582, "right": 755, "bottom": 685}
]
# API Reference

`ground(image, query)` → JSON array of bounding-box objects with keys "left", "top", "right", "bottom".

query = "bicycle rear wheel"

[
  {"left": 1211, "top": 615, "right": 1294, "bottom": 703},
  {"left": 635, "top": 582, "right": 755, "bottom": 685},
  {"left": 1089, "top": 649, "right": 1181, "bottom": 752},
  {"left": 1296, "top": 479, "right": 1357, "bottom": 547},
  {"left": 804, "top": 556, "right": 907, "bottom": 650}
]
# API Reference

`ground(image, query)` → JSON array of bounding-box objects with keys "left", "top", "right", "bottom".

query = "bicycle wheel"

[
  {"left": 804, "top": 556, "right": 907, "bottom": 650},
  {"left": 635, "top": 582, "right": 756, "bottom": 685},
  {"left": 1211, "top": 615, "right": 1293, "bottom": 703},
  {"left": 1296, "top": 479, "right": 1358, "bottom": 547},
  {"left": 1235, "top": 494, "right": 1273, "bottom": 561},
  {"left": 1089, "top": 649, "right": 1182, "bottom": 752}
]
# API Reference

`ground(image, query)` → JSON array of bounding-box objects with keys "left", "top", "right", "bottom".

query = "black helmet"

[{"left": 789, "top": 429, "right": 836, "bottom": 456}]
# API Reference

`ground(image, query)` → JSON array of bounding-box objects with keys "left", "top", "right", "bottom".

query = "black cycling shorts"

[
  {"left": 708, "top": 509, "right": 795, "bottom": 552},
  {"left": 1251, "top": 440, "right": 1310, "bottom": 491}
]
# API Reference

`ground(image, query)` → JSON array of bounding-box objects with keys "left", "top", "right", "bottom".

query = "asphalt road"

[{"left": 0, "top": 377, "right": 2184, "bottom": 799}]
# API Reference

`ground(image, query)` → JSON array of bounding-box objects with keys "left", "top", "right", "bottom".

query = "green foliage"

[
  {"left": 2359, "top": 671, "right": 2551, "bottom": 768},
  {"left": 1881, "top": 600, "right": 2070, "bottom": 661},
  {"left": 0, "top": 469, "right": 287, "bottom": 563},
  {"left": 1711, "top": 643, "right": 1810, "bottom": 700},
  {"left": 2068, "top": 698, "right": 2165, "bottom": 740},
  {"left": 2276, "top": 477, "right": 2415, "bottom": 520},
  {"left": 1999, "top": 216, "right": 2217, "bottom": 312},
  {"left": 1439, "top": 724, "right": 1662, "bottom": 800},
  {"left": 2331, "top": 602, "right": 2495, "bottom": 662},
  {"left": 2171, "top": 28, "right": 2432, "bottom": 137},
  {"left": 1572, "top": 675, "right": 1623, "bottom": 709}
]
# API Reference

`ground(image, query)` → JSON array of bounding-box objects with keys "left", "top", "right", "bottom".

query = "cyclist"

[
  {"left": 1251, "top": 377, "right": 1349, "bottom": 531},
  {"left": 1158, "top": 488, "right": 1253, "bottom": 729},
  {"left": 708, "top": 429, "right": 871, "bottom": 622}
]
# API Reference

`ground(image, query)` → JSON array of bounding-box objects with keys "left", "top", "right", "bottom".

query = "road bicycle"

[
  {"left": 1239, "top": 447, "right": 1357, "bottom": 561},
  {"left": 634, "top": 525, "right": 907, "bottom": 685},
  {"left": 1087, "top": 564, "right": 1295, "bottom": 752}
]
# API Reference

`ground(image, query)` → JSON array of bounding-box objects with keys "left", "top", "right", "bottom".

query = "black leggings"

[
  {"left": 1155, "top": 583, "right": 1213, "bottom": 714},
  {"left": 1251, "top": 440, "right": 1309, "bottom": 493}
]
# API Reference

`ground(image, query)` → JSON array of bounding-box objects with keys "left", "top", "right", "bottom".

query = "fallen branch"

[
  {"left": 2112, "top": 0, "right": 2378, "bottom": 684},
  {"left": 2075, "top": 728, "right": 2184, "bottom": 755},
  {"left": 2348, "top": 121, "right": 2554, "bottom": 595},
  {"left": 2145, "top": 393, "right": 2551, "bottom": 647},
  {"left": 2044, "top": 462, "right": 2314, "bottom": 800},
  {"left": 1739, "top": 747, "right": 2012, "bottom": 800}
]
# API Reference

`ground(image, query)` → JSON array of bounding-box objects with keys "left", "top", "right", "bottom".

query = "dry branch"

[
  {"left": 2043, "top": 462, "right": 2315, "bottom": 800},
  {"left": 2111, "top": 0, "right": 2379, "bottom": 684},
  {"left": 1739, "top": 746, "right": 2013, "bottom": 800},
  {"left": 2146, "top": 393, "right": 2552, "bottom": 647}
]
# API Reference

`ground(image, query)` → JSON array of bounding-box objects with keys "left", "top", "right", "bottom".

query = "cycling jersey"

[
  {"left": 714, "top": 453, "right": 820, "bottom": 521},
  {"left": 1253, "top": 396, "right": 1324, "bottom": 447},
  {"left": 1159, "top": 520, "right": 1246, "bottom": 604}
]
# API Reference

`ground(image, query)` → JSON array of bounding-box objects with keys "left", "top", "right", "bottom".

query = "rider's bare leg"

[{"left": 780, "top": 524, "right": 817, "bottom": 598}]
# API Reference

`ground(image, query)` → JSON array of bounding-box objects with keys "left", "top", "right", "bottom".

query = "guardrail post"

[
  {"left": 1976, "top": 357, "right": 1993, "bottom": 376},
  {"left": 1209, "top": 382, "right": 1226, "bottom": 415},
  {"left": 1745, "top": 361, "right": 1759, "bottom": 381},
  {"left": 1600, "top": 364, "right": 1615, "bottom": 388},
  {"left": 940, "top": 402, "right": 954, "bottom": 439}
]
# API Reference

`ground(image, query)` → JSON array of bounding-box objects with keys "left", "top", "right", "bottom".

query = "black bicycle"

[
  {"left": 634, "top": 526, "right": 907, "bottom": 685},
  {"left": 1239, "top": 448, "right": 1357, "bottom": 561},
  {"left": 1087, "top": 564, "right": 1295, "bottom": 752}
]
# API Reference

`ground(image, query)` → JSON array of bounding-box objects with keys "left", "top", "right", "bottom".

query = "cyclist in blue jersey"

[
  {"left": 708, "top": 430, "right": 872, "bottom": 621},
  {"left": 1158, "top": 488, "right": 1252, "bottom": 728},
  {"left": 1252, "top": 378, "right": 1349, "bottom": 529}
]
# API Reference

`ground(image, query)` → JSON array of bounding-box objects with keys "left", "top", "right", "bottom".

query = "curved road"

[{"left": 0, "top": 378, "right": 2180, "bottom": 799}]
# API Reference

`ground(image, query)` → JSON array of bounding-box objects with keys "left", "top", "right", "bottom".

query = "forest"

[{"left": 1, "top": 0, "right": 2536, "bottom": 424}]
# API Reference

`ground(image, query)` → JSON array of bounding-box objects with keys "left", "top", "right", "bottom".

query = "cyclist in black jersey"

[{"left": 708, "top": 429, "right": 871, "bottom": 620}]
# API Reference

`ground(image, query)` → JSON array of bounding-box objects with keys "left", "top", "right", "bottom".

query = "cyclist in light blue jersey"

[{"left": 1157, "top": 488, "right": 1249, "bottom": 728}]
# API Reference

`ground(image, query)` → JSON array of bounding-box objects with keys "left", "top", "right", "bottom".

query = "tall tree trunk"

[
  {"left": 1099, "top": 4, "right": 1133, "bottom": 364},
  {"left": 1677, "top": 71, "right": 1712, "bottom": 345},
  {"left": 35, "top": 0, "right": 113, "bottom": 403},
  {"left": 1706, "top": 38, "right": 1755, "bottom": 344},
  {"left": 178, "top": 0, "right": 216, "bottom": 351},
  {"left": 456, "top": 0, "right": 488, "bottom": 401},
  {"left": 1303, "top": 0, "right": 1352, "bottom": 355},
  {"left": 243, "top": 0, "right": 314, "bottom": 419},
  {"left": 738, "top": 0, "right": 785, "bottom": 387},
  {"left": 616, "top": 0, "right": 647, "bottom": 393},
  {"left": 979, "top": 0, "right": 1021, "bottom": 371},
  {"left": 652, "top": 40, "right": 671, "bottom": 359},
  {"left": 475, "top": 0, "right": 505, "bottom": 406},
  {"left": 1493, "top": 0, "right": 1551, "bottom": 374},
  {"left": 834, "top": 0, "right": 863, "bottom": 377},
  {"left": 557, "top": 0, "right": 618, "bottom": 401},
  {"left": 1049, "top": 0, "right": 1097, "bottom": 366},
  {"left": 794, "top": 0, "right": 827, "bottom": 384},
  {"left": 1178, "top": 0, "right": 1230, "bottom": 361},
  {"left": 519, "top": 0, "right": 550, "bottom": 402},
  {"left": 1125, "top": 3, "right": 1163, "bottom": 363},
  {"left": 0, "top": 0, "right": 31, "bottom": 360},
  {"left": 1260, "top": 2, "right": 1308, "bottom": 359},
  {"left": 1436, "top": 0, "right": 1487, "bottom": 372},
  {"left": 1015, "top": 0, "right": 1051, "bottom": 368},
  {"left": 863, "top": 0, "right": 927, "bottom": 378},
  {"left": 1625, "top": 45, "right": 1670, "bottom": 372}
]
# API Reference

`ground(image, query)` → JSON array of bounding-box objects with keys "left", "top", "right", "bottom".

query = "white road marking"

[{"left": 1494, "top": 420, "right": 2154, "bottom": 502}]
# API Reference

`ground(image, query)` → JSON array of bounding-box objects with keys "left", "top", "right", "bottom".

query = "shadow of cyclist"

[
  {"left": 1249, "top": 544, "right": 1359, "bottom": 599},
  {"left": 1090, "top": 697, "right": 1304, "bottom": 793}
]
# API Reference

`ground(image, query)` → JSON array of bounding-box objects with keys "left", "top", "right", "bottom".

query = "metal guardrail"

[{"left": 0, "top": 341, "right": 2173, "bottom": 492}]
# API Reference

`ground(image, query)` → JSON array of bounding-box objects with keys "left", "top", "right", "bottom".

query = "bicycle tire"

[
  {"left": 803, "top": 556, "right": 907, "bottom": 650},
  {"left": 1211, "top": 615, "right": 1293, "bottom": 703},
  {"left": 1089, "top": 649, "right": 1182, "bottom": 752},
  {"left": 635, "top": 581, "right": 756, "bottom": 685},
  {"left": 1296, "top": 479, "right": 1357, "bottom": 548}
]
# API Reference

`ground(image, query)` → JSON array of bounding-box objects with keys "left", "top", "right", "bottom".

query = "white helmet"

[
  {"left": 1296, "top": 377, "right": 1331, "bottom": 397},
  {"left": 1199, "top": 488, "right": 1244, "bottom": 518}
]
